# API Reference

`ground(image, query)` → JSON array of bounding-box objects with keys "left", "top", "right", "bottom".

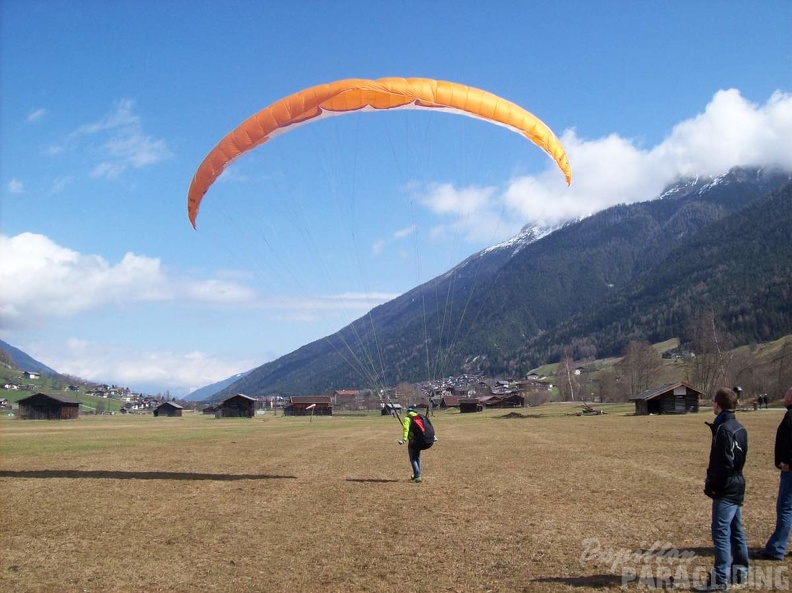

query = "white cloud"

[
  {"left": 60, "top": 98, "right": 172, "bottom": 180},
  {"left": 0, "top": 233, "right": 257, "bottom": 328},
  {"left": 413, "top": 89, "right": 792, "bottom": 238},
  {"left": 0, "top": 239, "right": 396, "bottom": 393},
  {"left": 264, "top": 291, "right": 399, "bottom": 322},
  {"left": 50, "top": 176, "right": 72, "bottom": 194},
  {"left": 72, "top": 98, "right": 139, "bottom": 136},
  {"left": 7, "top": 178, "right": 24, "bottom": 194},
  {"left": 372, "top": 224, "right": 417, "bottom": 256},
  {"left": 651, "top": 89, "right": 792, "bottom": 175},
  {"left": 416, "top": 182, "right": 496, "bottom": 216},
  {"left": 409, "top": 183, "right": 515, "bottom": 243},
  {"left": 0, "top": 232, "right": 398, "bottom": 395},
  {"left": 371, "top": 239, "right": 385, "bottom": 257},
  {"left": 393, "top": 224, "right": 417, "bottom": 239},
  {"left": 30, "top": 338, "right": 257, "bottom": 396},
  {"left": 0, "top": 232, "right": 398, "bottom": 331},
  {"left": 102, "top": 130, "right": 171, "bottom": 168},
  {"left": 27, "top": 109, "right": 46, "bottom": 122}
]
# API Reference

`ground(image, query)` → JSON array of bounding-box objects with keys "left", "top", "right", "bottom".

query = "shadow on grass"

[
  {"left": 345, "top": 478, "right": 401, "bottom": 483},
  {"left": 673, "top": 547, "right": 712, "bottom": 558},
  {"left": 531, "top": 574, "right": 625, "bottom": 588},
  {"left": 0, "top": 470, "right": 297, "bottom": 481}
]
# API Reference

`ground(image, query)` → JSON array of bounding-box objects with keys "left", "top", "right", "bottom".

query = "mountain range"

[
  {"left": 211, "top": 166, "right": 792, "bottom": 400},
  {"left": 184, "top": 370, "right": 252, "bottom": 402},
  {"left": 4, "top": 167, "right": 788, "bottom": 402},
  {"left": 0, "top": 339, "right": 58, "bottom": 376}
]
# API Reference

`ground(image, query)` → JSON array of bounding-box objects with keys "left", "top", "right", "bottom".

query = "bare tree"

[
  {"left": 621, "top": 341, "right": 663, "bottom": 397},
  {"left": 596, "top": 368, "right": 628, "bottom": 402},
  {"left": 396, "top": 382, "right": 424, "bottom": 407},
  {"left": 776, "top": 338, "right": 792, "bottom": 397},
  {"left": 556, "top": 353, "right": 579, "bottom": 401},
  {"left": 523, "top": 388, "right": 549, "bottom": 407},
  {"left": 0, "top": 348, "right": 13, "bottom": 367},
  {"left": 577, "top": 372, "right": 596, "bottom": 402},
  {"left": 728, "top": 346, "right": 758, "bottom": 401},
  {"left": 685, "top": 310, "right": 732, "bottom": 397}
]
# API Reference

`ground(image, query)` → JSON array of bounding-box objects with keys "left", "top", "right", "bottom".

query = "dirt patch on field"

[{"left": 498, "top": 411, "right": 544, "bottom": 419}]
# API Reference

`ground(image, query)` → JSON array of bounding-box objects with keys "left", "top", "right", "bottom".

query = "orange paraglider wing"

[{"left": 187, "top": 77, "right": 572, "bottom": 228}]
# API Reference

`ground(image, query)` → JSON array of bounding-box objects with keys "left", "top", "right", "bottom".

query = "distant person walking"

[
  {"left": 695, "top": 388, "right": 749, "bottom": 592},
  {"left": 759, "top": 387, "right": 792, "bottom": 560},
  {"left": 398, "top": 405, "right": 435, "bottom": 483}
]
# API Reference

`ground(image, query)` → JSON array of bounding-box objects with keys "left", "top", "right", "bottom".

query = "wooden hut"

[
  {"left": 18, "top": 392, "right": 80, "bottom": 420},
  {"left": 202, "top": 405, "right": 216, "bottom": 415},
  {"left": 216, "top": 393, "right": 256, "bottom": 418},
  {"left": 381, "top": 403, "right": 402, "bottom": 416},
  {"left": 439, "top": 395, "right": 462, "bottom": 409},
  {"left": 484, "top": 393, "right": 525, "bottom": 408},
  {"left": 283, "top": 396, "right": 332, "bottom": 416},
  {"left": 630, "top": 382, "right": 702, "bottom": 415},
  {"left": 458, "top": 398, "right": 482, "bottom": 413},
  {"left": 153, "top": 401, "right": 183, "bottom": 417}
]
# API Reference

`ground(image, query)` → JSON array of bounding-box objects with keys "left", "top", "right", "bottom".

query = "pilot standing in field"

[
  {"left": 759, "top": 386, "right": 792, "bottom": 560},
  {"left": 399, "top": 405, "right": 423, "bottom": 483},
  {"left": 695, "top": 387, "right": 749, "bottom": 592}
]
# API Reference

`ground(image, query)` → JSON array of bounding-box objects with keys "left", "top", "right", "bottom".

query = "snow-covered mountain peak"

[{"left": 482, "top": 223, "right": 563, "bottom": 257}]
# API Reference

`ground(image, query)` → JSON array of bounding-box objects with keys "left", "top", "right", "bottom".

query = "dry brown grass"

[{"left": 1, "top": 407, "right": 788, "bottom": 592}]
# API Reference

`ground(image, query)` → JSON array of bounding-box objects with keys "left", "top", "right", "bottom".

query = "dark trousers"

[{"left": 408, "top": 444, "right": 421, "bottom": 478}]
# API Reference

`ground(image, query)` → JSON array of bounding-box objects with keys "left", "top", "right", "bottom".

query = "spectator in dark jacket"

[
  {"left": 760, "top": 386, "right": 792, "bottom": 560},
  {"left": 695, "top": 388, "right": 749, "bottom": 592}
]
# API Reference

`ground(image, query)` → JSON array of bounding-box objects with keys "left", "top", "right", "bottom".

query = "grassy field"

[{"left": 1, "top": 405, "right": 789, "bottom": 593}]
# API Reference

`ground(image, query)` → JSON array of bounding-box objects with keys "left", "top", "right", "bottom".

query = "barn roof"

[
  {"left": 19, "top": 392, "right": 81, "bottom": 405},
  {"left": 155, "top": 401, "right": 184, "bottom": 409},
  {"left": 629, "top": 382, "right": 703, "bottom": 401},
  {"left": 290, "top": 396, "right": 332, "bottom": 404},
  {"left": 221, "top": 393, "right": 255, "bottom": 403}
]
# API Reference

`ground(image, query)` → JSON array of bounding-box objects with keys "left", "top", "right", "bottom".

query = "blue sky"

[{"left": 1, "top": 1, "right": 791, "bottom": 396}]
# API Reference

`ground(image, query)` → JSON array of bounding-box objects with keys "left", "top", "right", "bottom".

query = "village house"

[
  {"left": 520, "top": 375, "right": 553, "bottom": 391},
  {"left": 451, "top": 385, "right": 477, "bottom": 397},
  {"left": 333, "top": 390, "right": 359, "bottom": 411}
]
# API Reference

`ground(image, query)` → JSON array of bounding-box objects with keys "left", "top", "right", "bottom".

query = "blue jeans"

[
  {"left": 408, "top": 445, "right": 421, "bottom": 478},
  {"left": 765, "top": 471, "right": 792, "bottom": 558},
  {"left": 711, "top": 498, "right": 749, "bottom": 585}
]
